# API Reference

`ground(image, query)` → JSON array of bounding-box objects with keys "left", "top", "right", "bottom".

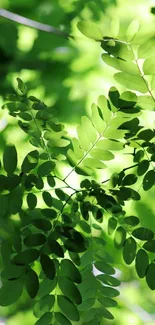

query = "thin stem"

[
  {"left": 101, "top": 162, "right": 140, "bottom": 184},
  {"left": 0, "top": 9, "right": 72, "bottom": 39}
]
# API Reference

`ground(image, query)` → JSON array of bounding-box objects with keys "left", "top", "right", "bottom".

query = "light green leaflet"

[{"left": 67, "top": 97, "right": 134, "bottom": 176}]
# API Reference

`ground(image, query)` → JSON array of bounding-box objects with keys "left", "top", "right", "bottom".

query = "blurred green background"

[{"left": 0, "top": 0, "right": 155, "bottom": 324}]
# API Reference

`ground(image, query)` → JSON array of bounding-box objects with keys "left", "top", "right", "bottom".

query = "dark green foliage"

[{"left": 1, "top": 14, "right": 155, "bottom": 325}]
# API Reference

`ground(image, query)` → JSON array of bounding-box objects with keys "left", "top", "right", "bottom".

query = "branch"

[{"left": 0, "top": 8, "right": 72, "bottom": 39}]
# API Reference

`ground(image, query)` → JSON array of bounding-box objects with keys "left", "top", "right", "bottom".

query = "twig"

[{"left": 0, "top": 8, "right": 73, "bottom": 39}]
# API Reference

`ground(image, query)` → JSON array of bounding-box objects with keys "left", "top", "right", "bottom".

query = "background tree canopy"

[{"left": 0, "top": 0, "right": 155, "bottom": 325}]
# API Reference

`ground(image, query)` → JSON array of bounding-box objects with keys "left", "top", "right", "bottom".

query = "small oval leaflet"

[
  {"left": 21, "top": 150, "right": 39, "bottom": 173},
  {"left": 96, "top": 274, "right": 120, "bottom": 287},
  {"left": 114, "top": 226, "right": 126, "bottom": 249},
  {"left": 123, "top": 237, "right": 137, "bottom": 265},
  {"left": 60, "top": 259, "right": 82, "bottom": 283},
  {"left": 35, "top": 312, "right": 53, "bottom": 325},
  {"left": 0, "top": 279, "right": 23, "bottom": 306},
  {"left": 32, "top": 219, "right": 52, "bottom": 231},
  {"left": 132, "top": 227, "right": 154, "bottom": 240},
  {"left": 98, "top": 296, "right": 117, "bottom": 308},
  {"left": 57, "top": 295, "right": 80, "bottom": 321},
  {"left": 143, "top": 170, "right": 155, "bottom": 191},
  {"left": 97, "top": 307, "right": 114, "bottom": 320},
  {"left": 94, "top": 261, "right": 115, "bottom": 275},
  {"left": 137, "top": 160, "right": 149, "bottom": 176},
  {"left": 99, "top": 286, "right": 120, "bottom": 298},
  {"left": 38, "top": 278, "right": 57, "bottom": 299},
  {"left": 40, "top": 254, "right": 56, "bottom": 280},
  {"left": 42, "top": 191, "right": 53, "bottom": 207},
  {"left": 37, "top": 161, "right": 55, "bottom": 177},
  {"left": 24, "top": 233, "right": 46, "bottom": 247},
  {"left": 121, "top": 216, "right": 139, "bottom": 228},
  {"left": 25, "top": 268, "right": 39, "bottom": 298},
  {"left": 55, "top": 312, "right": 71, "bottom": 325},
  {"left": 78, "top": 298, "right": 95, "bottom": 311},
  {"left": 47, "top": 238, "right": 64, "bottom": 257},
  {"left": 77, "top": 21, "right": 103, "bottom": 40},
  {"left": 135, "top": 249, "right": 149, "bottom": 278},
  {"left": 143, "top": 240, "right": 155, "bottom": 252},
  {"left": 3, "top": 145, "right": 17, "bottom": 175},
  {"left": 58, "top": 276, "right": 82, "bottom": 305},
  {"left": 33, "top": 295, "right": 55, "bottom": 318},
  {"left": 13, "top": 248, "right": 40, "bottom": 265},
  {"left": 27, "top": 193, "right": 37, "bottom": 210},
  {"left": 146, "top": 263, "right": 155, "bottom": 290},
  {"left": 108, "top": 217, "right": 117, "bottom": 235}
]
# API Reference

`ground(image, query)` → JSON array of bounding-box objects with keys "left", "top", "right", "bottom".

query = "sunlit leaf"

[
  {"left": 114, "top": 226, "right": 126, "bottom": 249},
  {"left": 77, "top": 21, "right": 103, "bottom": 40},
  {"left": 126, "top": 20, "right": 139, "bottom": 41},
  {"left": 114, "top": 72, "right": 148, "bottom": 93}
]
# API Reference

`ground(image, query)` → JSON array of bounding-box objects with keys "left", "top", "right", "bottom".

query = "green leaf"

[
  {"left": 55, "top": 312, "right": 71, "bottom": 325},
  {"left": 101, "top": 38, "right": 134, "bottom": 61},
  {"left": 97, "top": 95, "right": 112, "bottom": 123},
  {"left": 137, "top": 160, "right": 149, "bottom": 176},
  {"left": 78, "top": 298, "right": 95, "bottom": 311},
  {"left": 123, "top": 237, "right": 137, "bottom": 265},
  {"left": 114, "top": 72, "right": 148, "bottom": 93},
  {"left": 94, "top": 261, "right": 115, "bottom": 275},
  {"left": 77, "top": 21, "right": 103, "bottom": 40},
  {"left": 138, "top": 129, "right": 154, "bottom": 141},
  {"left": 0, "top": 279, "right": 23, "bottom": 306},
  {"left": 114, "top": 226, "right": 126, "bottom": 249},
  {"left": 146, "top": 263, "right": 155, "bottom": 290},
  {"left": 97, "top": 307, "right": 114, "bottom": 320},
  {"left": 27, "top": 193, "right": 37, "bottom": 210},
  {"left": 55, "top": 188, "right": 65, "bottom": 201},
  {"left": 33, "top": 295, "right": 55, "bottom": 318},
  {"left": 60, "top": 259, "right": 82, "bottom": 284},
  {"left": 102, "top": 53, "right": 139, "bottom": 75},
  {"left": 47, "top": 175, "right": 55, "bottom": 187},
  {"left": 1, "top": 264, "right": 26, "bottom": 280},
  {"left": 42, "top": 191, "right": 53, "bottom": 207},
  {"left": 58, "top": 277, "right": 82, "bottom": 304},
  {"left": 81, "top": 116, "right": 97, "bottom": 143},
  {"left": 17, "top": 78, "right": 27, "bottom": 94},
  {"left": 108, "top": 217, "right": 117, "bottom": 235},
  {"left": 90, "top": 148, "right": 114, "bottom": 161},
  {"left": 24, "top": 234, "right": 46, "bottom": 247},
  {"left": 41, "top": 208, "right": 57, "bottom": 219},
  {"left": 40, "top": 254, "right": 56, "bottom": 280},
  {"left": 35, "top": 312, "right": 53, "bottom": 325},
  {"left": 25, "top": 268, "right": 39, "bottom": 298},
  {"left": 47, "top": 239, "right": 64, "bottom": 257},
  {"left": 38, "top": 278, "right": 57, "bottom": 299},
  {"left": 120, "top": 216, "right": 139, "bottom": 228},
  {"left": 79, "top": 220, "right": 91, "bottom": 234},
  {"left": 13, "top": 249, "right": 40, "bottom": 265},
  {"left": 91, "top": 103, "right": 106, "bottom": 133},
  {"left": 97, "top": 139, "right": 124, "bottom": 151},
  {"left": 96, "top": 274, "right": 120, "bottom": 287},
  {"left": 132, "top": 227, "right": 154, "bottom": 240},
  {"left": 98, "top": 296, "right": 117, "bottom": 307},
  {"left": 57, "top": 295, "right": 80, "bottom": 321},
  {"left": 143, "top": 56, "right": 155, "bottom": 75},
  {"left": 3, "top": 145, "right": 17, "bottom": 174},
  {"left": 143, "top": 170, "right": 155, "bottom": 191},
  {"left": 143, "top": 240, "right": 155, "bottom": 252},
  {"left": 122, "top": 174, "right": 137, "bottom": 186},
  {"left": 21, "top": 150, "right": 39, "bottom": 173},
  {"left": 37, "top": 161, "right": 55, "bottom": 177},
  {"left": 32, "top": 219, "right": 52, "bottom": 231},
  {"left": 99, "top": 286, "right": 120, "bottom": 297},
  {"left": 126, "top": 20, "right": 139, "bottom": 41},
  {"left": 77, "top": 125, "right": 91, "bottom": 151},
  {"left": 135, "top": 249, "right": 149, "bottom": 278}
]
